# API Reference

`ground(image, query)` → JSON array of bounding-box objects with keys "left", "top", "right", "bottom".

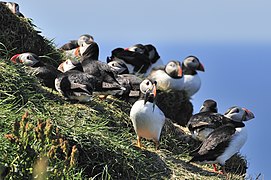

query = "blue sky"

[{"left": 11, "top": 0, "right": 271, "bottom": 178}]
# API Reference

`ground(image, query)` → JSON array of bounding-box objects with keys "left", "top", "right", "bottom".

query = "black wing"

[
  {"left": 187, "top": 112, "right": 231, "bottom": 132},
  {"left": 59, "top": 40, "right": 79, "bottom": 50},
  {"left": 81, "top": 42, "right": 99, "bottom": 60},
  {"left": 189, "top": 124, "right": 236, "bottom": 162}
]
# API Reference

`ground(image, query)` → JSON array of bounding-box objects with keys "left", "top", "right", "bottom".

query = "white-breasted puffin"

[
  {"left": 10, "top": 53, "right": 60, "bottom": 90},
  {"left": 189, "top": 106, "right": 255, "bottom": 174},
  {"left": 182, "top": 56, "right": 205, "bottom": 97},
  {"left": 55, "top": 70, "right": 98, "bottom": 102},
  {"left": 147, "top": 60, "right": 184, "bottom": 91},
  {"left": 130, "top": 79, "right": 165, "bottom": 150}
]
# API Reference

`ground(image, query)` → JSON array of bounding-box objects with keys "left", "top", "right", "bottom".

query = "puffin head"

[
  {"left": 183, "top": 56, "right": 205, "bottom": 72},
  {"left": 10, "top": 53, "right": 39, "bottom": 66},
  {"left": 200, "top": 99, "right": 218, "bottom": 113},
  {"left": 165, "top": 60, "right": 183, "bottom": 78},
  {"left": 224, "top": 106, "right": 255, "bottom": 122}
]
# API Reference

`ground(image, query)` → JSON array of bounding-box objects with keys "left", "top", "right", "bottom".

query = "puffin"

[
  {"left": 107, "top": 46, "right": 151, "bottom": 75},
  {"left": 107, "top": 59, "right": 143, "bottom": 101},
  {"left": 187, "top": 99, "right": 227, "bottom": 141},
  {"left": 60, "top": 34, "right": 96, "bottom": 59},
  {"left": 59, "top": 40, "right": 78, "bottom": 51},
  {"left": 108, "top": 59, "right": 143, "bottom": 91},
  {"left": 3, "top": 1, "right": 24, "bottom": 17},
  {"left": 80, "top": 56, "right": 120, "bottom": 86},
  {"left": 147, "top": 60, "right": 184, "bottom": 91},
  {"left": 126, "top": 44, "right": 164, "bottom": 75},
  {"left": 55, "top": 70, "right": 98, "bottom": 102},
  {"left": 58, "top": 42, "right": 99, "bottom": 73},
  {"left": 130, "top": 79, "right": 165, "bottom": 150},
  {"left": 182, "top": 56, "right": 205, "bottom": 97},
  {"left": 189, "top": 106, "right": 255, "bottom": 174},
  {"left": 107, "top": 59, "right": 129, "bottom": 74},
  {"left": 10, "top": 53, "right": 60, "bottom": 90}
]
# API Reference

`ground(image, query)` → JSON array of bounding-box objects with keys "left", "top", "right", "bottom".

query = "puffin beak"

[
  {"left": 57, "top": 62, "right": 64, "bottom": 72},
  {"left": 152, "top": 81, "right": 157, "bottom": 98},
  {"left": 144, "top": 90, "right": 151, "bottom": 105},
  {"left": 10, "top": 54, "right": 21, "bottom": 64},
  {"left": 178, "top": 64, "right": 183, "bottom": 77},
  {"left": 124, "top": 48, "right": 129, "bottom": 51},
  {"left": 197, "top": 63, "right": 205, "bottom": 72},
  {"left": 242, "top": 108, "right": 255, "bottom": 121},
  {"left": 152, "top": 81, "right": 157, "bottom": 112}
]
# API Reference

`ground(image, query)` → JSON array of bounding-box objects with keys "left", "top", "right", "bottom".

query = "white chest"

[
  {"left": 130, "top": 100, "right": 165, "bottom": 140},
  {"left": 183, "top": 74, "right": 201, "bottom": 97},
  {"left": 217, "top": 127, "right": 248, "bottom": 165},
  {"left": 150, "top": 70, "right": 185, "bottom": 91}
]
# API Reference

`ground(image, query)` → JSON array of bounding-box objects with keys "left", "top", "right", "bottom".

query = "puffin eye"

[
  {"left": 146, "top": 81, "right": 150, "bottom": 86},
  {"left": 27, "top": 56, "right": 31, "bottom": 60},
  {"left": 234, "top": 108, "right": 239, "bottom": 113}
]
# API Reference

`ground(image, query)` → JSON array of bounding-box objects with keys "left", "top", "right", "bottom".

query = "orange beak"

[
  {"left": 10, "top": 54, "right": 21, "bottom": 63},
  {"left": 57, "top": 62, "right": 65, "bottom": 72},
  {"left": 197, "top": 63, "right": 205, "bottom": 72},
  {"left": 242, "top": 108, "right": 255, "bottom": 121},
  {"left": 152, "top": 81, "right": 157, "bottom": 98},
  {"left": 178, "top": 64, "right": 183, "bottom": 77}
]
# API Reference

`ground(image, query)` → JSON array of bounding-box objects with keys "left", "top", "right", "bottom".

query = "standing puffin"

[
  {"left": 10, "top": 53, "right": 60, "bottom": 90},
  {"left": 130, "top": 79, "right": 165, "bottom": 150},
  {"left": 147, "top": 60, "right": 184, "bottom": 91},
  {"left": 182, "top": 56, "right": 205, "bottom": 97},
  {"left": 189, "top": 106, "right": 255, "bottom": 174}
]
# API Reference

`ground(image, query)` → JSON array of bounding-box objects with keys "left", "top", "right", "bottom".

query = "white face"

[
  {"left": 107, "top": 61, "right": 127, "bottom": 74},
  {"left": 140, "top": 79, "right": 154, "bottom": 94},
  {"left": 78, "top": 35, "right": 94, "bottom": 47},
  {"left": 183, "top": 56, "right": 200, "bottom": 70},
  {"left": 127, "top": 45, "right": 145, "bottom": 54},
  {"left": 19, "top": 53, "right": 39, "bottom": 66},
  {"left": 224, "top": 106, "right": 255, "bottom": 122},
  {"left": 62, "top": 59, "right": 77, "bottom": 72},
  {"left": 165, "top": 61, "right": 182, "bottom": 77}
]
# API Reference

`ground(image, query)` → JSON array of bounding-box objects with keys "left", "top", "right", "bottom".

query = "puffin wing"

[
  {"left": 60, "top": 40, "right": 79, "bottom": 50},
  {"left": 81, "top": 42, "right": 99, "bottom": 60},
  {"left": 187, "top": 112, "right": 226, "bottom": 132},
  {"left": 111, "top": 49, "right": 151, "bottom": 73},
  {"left": 189, "top": 124, "right": 236, "bottom": 162}
]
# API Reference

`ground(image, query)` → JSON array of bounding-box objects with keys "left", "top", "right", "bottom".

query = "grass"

[{"left": 0, "top": 54, "right": 250, "bottom": 180}]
